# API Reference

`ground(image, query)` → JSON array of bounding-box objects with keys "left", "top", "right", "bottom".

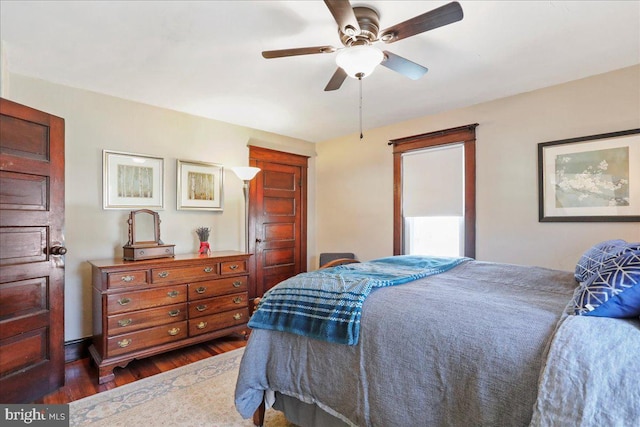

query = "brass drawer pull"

[
  {"left": 233, "top": 297, "right": 243, "bottom": 304},
  {"left": 203, "top": 267, "right": 214, "bottom": 273},
  {"left": 168, "top": 327, "right": 180, "bottom": 336},
  {"left": 196, "top": 304, "right": 207, "bottom": 312},
  {"left": 121, "top": 275, "right": 135, "bottom": 282},
  {"left": 167, "top": 290, "right": 179, "bottom": 298},
  {"left": 118, "top": 338, "right": 132, "bottom": 348},
  {"left": 195, "top": 286, "right": 206, "bottom": 294},
  {"left": 168, "top": 309, "right": 180, "bottom": 317},
  {"left": 118, "top": 318, "right": 133, "bottom": 327},
  {"left": 158, "top": 271, "right": 169, "bottom": 278},
  {"left": 118, "top": 297, "right": 131, "bottom": 306},
  {"left": 232, "top": 281, "right": 242, "bottom": 288},
  {"left": 233, "top": 313, "right": 243, "bottom": 320},
  {"left": 229, "top": 264, "right": 239, "bottom": 270},
  {"left": 197, "top": 321, "right": 207, "bottom": 330}
]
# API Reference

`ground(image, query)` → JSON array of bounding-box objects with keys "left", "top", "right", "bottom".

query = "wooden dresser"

[{"left": 88, "top": 251, "right": 251, "bottom": 384}]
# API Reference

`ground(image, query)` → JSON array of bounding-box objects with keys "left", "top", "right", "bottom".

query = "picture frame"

[
  {"left": 103, "top": 150, "right": 164, "bottom": 210},
  {"left": 177, "top": 160, "right": 224, "bottom": 211},
  {"left": 538, "top": 128, "right": 640, "bottom": 222}
]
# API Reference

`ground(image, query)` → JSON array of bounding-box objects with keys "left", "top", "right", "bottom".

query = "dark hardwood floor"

[{"left": 34, "top": 335, "right": 247, "bottom": 404}]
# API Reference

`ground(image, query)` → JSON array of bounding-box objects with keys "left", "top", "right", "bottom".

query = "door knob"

[
  {"left": 255, "top": 238, "right": 263, "bottom": 243},
  {"left": 50, "top": 246, "right": 68, "bottom": 255}
]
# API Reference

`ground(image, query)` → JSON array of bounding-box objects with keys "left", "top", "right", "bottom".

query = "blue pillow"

[
  {"left": 573, "top": 250, "right": 640, "bottom": 318},
  {"left": 574, "top": 239, "right": 629, "bottom": 283}
]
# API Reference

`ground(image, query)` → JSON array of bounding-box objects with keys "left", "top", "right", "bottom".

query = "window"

[
  {"left": 390, "top": 124, "right": 477, "bottom": 258},
  {"left": 401, "top": 143, "right": 465, "bottom": 257},
  {"left": 404, "top": 216, "right": 464, "bottom": 257}
]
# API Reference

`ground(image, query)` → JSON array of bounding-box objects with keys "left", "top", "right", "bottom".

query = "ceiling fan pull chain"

[{"left": 359, "top": 75, "right": 363, "bottom": 140}]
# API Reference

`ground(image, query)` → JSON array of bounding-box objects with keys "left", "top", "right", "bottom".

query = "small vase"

[{"left": 198, "top": 241, "right": 210, "bottom": 255}]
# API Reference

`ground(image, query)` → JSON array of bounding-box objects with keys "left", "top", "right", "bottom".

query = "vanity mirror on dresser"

[
  {"left": 88, "top": 251, "right": 251, "bottom": 384},
  {"left": 122, "top": 209, "right": 175, "bottom": 261}
]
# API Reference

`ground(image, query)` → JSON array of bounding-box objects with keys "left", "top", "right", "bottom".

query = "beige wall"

[
  {"left": 316, "top": 65, "right": 640, "bottom": 270},
  {"left": 0, "top": 41, "right": 8, "bottom": 97},
  {"left": 6, "top": 74, "right": 316, "bottom": 341}
]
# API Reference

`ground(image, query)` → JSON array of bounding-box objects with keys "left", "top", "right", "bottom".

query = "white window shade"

[{"left": 402, "top": 144, "right": 464, "bottom": 217}]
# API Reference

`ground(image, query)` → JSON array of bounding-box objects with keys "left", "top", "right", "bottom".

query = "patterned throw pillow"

[
  {"left": 574, "top": 239, "right": 629, "bottom": 283},
  {"left": 573, "top": 250, "right": 640, "bottom": 318}
]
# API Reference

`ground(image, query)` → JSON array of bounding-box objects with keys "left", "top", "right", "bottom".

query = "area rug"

[{"left": 69, "top": 348, "right": 293, "bottom": 427}]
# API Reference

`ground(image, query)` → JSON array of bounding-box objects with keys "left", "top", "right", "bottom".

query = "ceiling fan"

[{"left": 262, "top": 0, "right": 464, "bottom": 91}]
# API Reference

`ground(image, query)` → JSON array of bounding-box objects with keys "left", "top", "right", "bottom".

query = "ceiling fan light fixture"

[{"left": 335, "top": 45, "right": 384, "bottom": 78}]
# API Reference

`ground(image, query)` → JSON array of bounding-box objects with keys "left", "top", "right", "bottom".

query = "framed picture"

[
  {"left": 177, "top": 160, "right": 224, "bottom": 211},
  {"left": 538, "top": 128, "right": 640, "bottom": 222},
  {"left": 103, "top": 150, "right": 164, "bottom": 210}
]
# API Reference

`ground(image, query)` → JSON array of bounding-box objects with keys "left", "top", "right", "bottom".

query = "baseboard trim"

[{"left": 65, "top": 337, "right": 92, "bottom": 363}]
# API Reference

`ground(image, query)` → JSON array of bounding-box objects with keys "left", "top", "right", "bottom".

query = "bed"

[{"left": 235, "top": 243, "right": 640, "bottom": 427}]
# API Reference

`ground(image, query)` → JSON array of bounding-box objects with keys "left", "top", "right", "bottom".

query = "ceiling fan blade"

[
  {"left": 324, "top": 0, "right": 361, "bottom": 36},
  {"left": 324, "top": 68, "right": 348, "bottom": 91},
  {"left": 381, "top": 51, "right": 428, "bottom": 80},
  {"left": 380, "top": 1, "right": 463, "bottom": 44},
  {"left": 262, "top": 46, "right": 337, "bottom": 59}
]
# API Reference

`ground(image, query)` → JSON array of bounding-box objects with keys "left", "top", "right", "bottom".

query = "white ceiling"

[{"left": 1, "top": 1, "right": 639, "bottom": 142}]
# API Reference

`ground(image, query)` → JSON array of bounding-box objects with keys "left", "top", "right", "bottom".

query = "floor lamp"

[{"left": 230, "top": 166, "right": 261, "bottom": 253}]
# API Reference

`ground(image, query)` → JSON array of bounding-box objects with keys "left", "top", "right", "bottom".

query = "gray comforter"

[
  {"left": 235, "top": 261, "right": 639, "bottom": 426},
  {"left": 531, "top": 313, "right": 640, "bottom": 426}
]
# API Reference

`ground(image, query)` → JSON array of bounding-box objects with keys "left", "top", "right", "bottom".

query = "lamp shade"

[
  {"left": 335, "top": 45, "right": 384, "bottom": 78},
  {"left": 230, "top": 166, "right": 260, "bottom": 181}
]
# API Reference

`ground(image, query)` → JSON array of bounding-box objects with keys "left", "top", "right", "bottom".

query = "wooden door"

[
  {"left": 249, "top": 147, "right": 308, "bottom": 301},
  {"left": 0, "top": 98, "right": 66, "bottom": 403}
]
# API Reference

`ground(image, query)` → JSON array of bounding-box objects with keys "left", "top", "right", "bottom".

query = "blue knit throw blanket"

[{"left": 248, "top": 255, "right": 471, "bottom": 345}]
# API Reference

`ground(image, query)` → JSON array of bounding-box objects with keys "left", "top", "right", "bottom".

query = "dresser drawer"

[
  {"left": 107, "top": 321, "right": 188, "bottom": 357},
  {"left": 106, "top": 285, "right": 187, "bottom": 314},
  {"left": 123, "top": 245, "right": 175, "bottom": 261},
  {"left": 151, "top": 264, "right": 218, "bottom": 283},
  {"left": 188, "top": 308, "right": 248, "bottom": 337},
  {"left": 221, "top": 260, "right": 247, "bottom": 275},
  {"left": 107, "top": 303, "right": 187, "bottom": 335},
  {"left": 188, "top": 276, "right": 248, "bottom": 300},
  {"left": 188, "top": 292, "right": 248, "bottom": 318},
  {"left": 106, "top": 270, "right": 149, "bottom": 289}
]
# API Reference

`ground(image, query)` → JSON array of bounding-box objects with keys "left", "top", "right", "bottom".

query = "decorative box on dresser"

[{"left": 88, "top": 251, "right": 251, "bottom": 384}]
